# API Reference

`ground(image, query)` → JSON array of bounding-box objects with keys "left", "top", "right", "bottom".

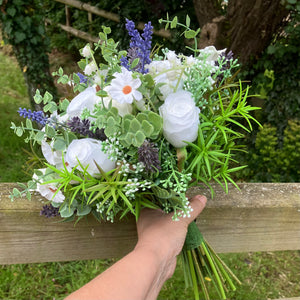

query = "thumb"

[{"left": 186, "top": 195, "right": 207, "bottom": 224}]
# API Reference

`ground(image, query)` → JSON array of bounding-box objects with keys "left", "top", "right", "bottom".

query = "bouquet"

[{"left": 11, "top": 16, "right": 258, "bottom": 300}]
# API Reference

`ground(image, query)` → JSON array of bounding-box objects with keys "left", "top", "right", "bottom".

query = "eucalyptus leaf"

[
  {"left": 77, "top": 205, "right": 92, "bottom": 216},
  {"left": 60, "top": 203, "right": 75, "bottom": 218}
]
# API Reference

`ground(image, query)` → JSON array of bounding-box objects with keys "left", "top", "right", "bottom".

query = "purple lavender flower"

[
  {"left": 121, "top": 19, "right": 153, "bottom": 74},
  {"left": 138, "top": 140, "right": 161, "bottom": 173},
  {"left": 40, "top": 204, "right": 60, "bottom": 218},
  {"left": 18, "top": 108, "right": 48, "bottom": 126},
  {"left": 67, "top": 116, "right": 106, "bottom": 140},
  {"left": 77, "top": 72, "right": 88, "bottom": 84}
]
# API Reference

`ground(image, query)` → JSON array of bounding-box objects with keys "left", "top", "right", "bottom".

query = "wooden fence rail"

[{"left": 1, "top": 182, "right": 300, "bottom": 265}]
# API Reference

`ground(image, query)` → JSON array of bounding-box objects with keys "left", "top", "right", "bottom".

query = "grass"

[
  {"left": 0, "top": 48, "right": 299, "bottom": 300},
  {"left": 0, "top": 52, "right": 32, "bottom": 182}
]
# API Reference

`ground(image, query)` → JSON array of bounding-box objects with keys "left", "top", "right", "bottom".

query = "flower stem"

[
  {"left": 201, "top": 242, "right": 226, "bottom": 299},
  {"left": 187, "top": 250, "right": 200, "bottom": 300}
]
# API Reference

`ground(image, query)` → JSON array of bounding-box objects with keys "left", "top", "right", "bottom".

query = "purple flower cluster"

[
  {"left": 216, "top": 50, "right": 234, "bottom": 72},
  {"left": 214, "top": 50, "right": 235, "bottom": 86},
  {"left": 138, "top": 140, "right": 161, "bottom": 173},
  {"left": 121, "top": 19, "right": 153, "bottom": 74},
  {"left": 18, "top": 108, "right": 48, "bottom": 126},
  {"left": 67, "top": 116, "right": 106, "bottom": 140},
  {"left": 40, "top": 204, "right": 60, "bottom": 218}
]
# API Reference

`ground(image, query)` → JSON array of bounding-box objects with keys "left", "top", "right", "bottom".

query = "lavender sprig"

[
  {"left": 121, "top": 19, "right": 153, "bottom": 74},
  {"left": 77, "top": 72, "right": 88, "bottom": 84},
  {"left": 18, "top": 108, "right": 48, "bottom": 126}
]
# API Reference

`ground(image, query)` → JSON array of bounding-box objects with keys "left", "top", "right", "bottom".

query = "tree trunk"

[{"left": 193, "top": 0, "right": 289, "bottom": 64}]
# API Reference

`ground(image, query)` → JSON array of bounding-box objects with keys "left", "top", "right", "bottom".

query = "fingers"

[{"left": 186, "top": 195, "right": 207, "bottom": 224}]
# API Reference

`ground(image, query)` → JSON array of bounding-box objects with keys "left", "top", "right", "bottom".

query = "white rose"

[
  {"left": 33, "top": 169, "right": 65, "bottom": 203},
  {"left": 159, "top": 91, "right": 200, "bottom": 148},
  {"left": 41, "top": 140, "right": 64, "bottom": 169},
  {"left": 65, "top": 138, "right": 116, "bottom": 177},
  {"left": 67, "top": 87, "right": 101, "bottom": 118}
]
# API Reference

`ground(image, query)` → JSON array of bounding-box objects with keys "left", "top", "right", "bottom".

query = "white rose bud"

[
  {"left": 159, "top": 91, "right": 200, "bottom": 148},
  {"left": 67, "top": 87, "right": 101, "bottom": 118},
  {"left": 65, "top": 138, "right": 116, "bottom": 177}
]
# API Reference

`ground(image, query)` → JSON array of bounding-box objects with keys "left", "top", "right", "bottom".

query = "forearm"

[{"left": 65, "top": 245, "right": 170, "bottom": 300}]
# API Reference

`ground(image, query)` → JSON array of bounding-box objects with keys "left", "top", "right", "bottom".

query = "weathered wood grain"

[{"left": 1, "top": 182, "right": 300, "bottom": 264}]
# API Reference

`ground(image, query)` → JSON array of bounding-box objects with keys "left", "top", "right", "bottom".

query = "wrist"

[{"left": 134, "top": 241, "right": 177, "bottom": 283}]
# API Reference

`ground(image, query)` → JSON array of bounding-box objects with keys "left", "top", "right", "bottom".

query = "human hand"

[{"left": 135, "top": 194, "right": 207, "bottom": 298}]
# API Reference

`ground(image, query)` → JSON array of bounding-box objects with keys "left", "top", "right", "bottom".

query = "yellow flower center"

[{"left": 122, "top": 85, "right": 132, "bottom": 95}]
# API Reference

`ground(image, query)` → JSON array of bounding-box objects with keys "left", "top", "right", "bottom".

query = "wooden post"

[{"left": 1, "top": 182, "right": 300, "bottom": 265}]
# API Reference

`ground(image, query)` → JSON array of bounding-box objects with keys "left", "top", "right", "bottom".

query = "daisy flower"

[{"left": 106, "top": 67, "right": 142, "bottom": 104}]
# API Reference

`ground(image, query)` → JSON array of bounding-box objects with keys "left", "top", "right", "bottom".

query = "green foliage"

[
  {"left": 241, "top": 3, "right": 300, "bottom": 133},
  {"left": 236, "top": 2, "right": 300, "bottom": 182},
  {"left": 0, "top": 0, "right": 57, "bottom": 106},
  {"left": 239, "top": 120, "right": 300, "bottom": 182},
  {"left": 187, "top": 84, "right": 260, "bottom": 193}
]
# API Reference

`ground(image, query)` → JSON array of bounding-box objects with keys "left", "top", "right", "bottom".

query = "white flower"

[
  {"left": 159, "top": 91, "right": 200, "bottom": 148},
  {"left": 41, "top": 140, "right": 64, "bottom": 169},
  {"left": 84, "top": 62, "right": 97, "bottom": 75},
  {"left": 155, "top": 73, "right": 184, "bottom": 100},
  {"left": 93, "top": 69, "right": 108, "bottom": 86},
  {"left": 81, "top": 44, "right": 92, "bottom": 58},
  {"left": 66, "top": 87, "right": 101, "bottom": 118},
  {"left": 199, "top": 46, "right": 226, "bottom": 64},
  {"left": 65, "top": 138, "right": 116, "bottom": 177},
  {"left": 147, "top": 57, "right": 185, "bottom": 100},
  {"left": 33, "top": 169, "right": 65, "bottom": 203},
  {"left": 102, "top": 93, "right": 133, "bottom": 117},
  {"left": 185, "top": 55, "right": 196, "bottom": 67},
  {"left": 106, "top": 67, "right": 142, "bottom": 104}
]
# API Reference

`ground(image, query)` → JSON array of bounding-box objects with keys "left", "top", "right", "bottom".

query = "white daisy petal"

[{"left": 106, "top": 68, "right": 142, "bottom": 104}]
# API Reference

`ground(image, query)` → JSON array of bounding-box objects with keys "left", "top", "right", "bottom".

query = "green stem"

[
  {"left": 206, "top": 241, "right": 242, "bottom": 285},
  {"left": 201, "top": 242, "right": 226, "bottom": 300},
  {"left": 187, "top": 250, "right": 200, "bottom": 300},
  {"left": 191, "top": 249, "right": 210, "bottom": 300}
]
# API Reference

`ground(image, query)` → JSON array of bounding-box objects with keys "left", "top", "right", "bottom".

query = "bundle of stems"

[{"left": 181, "top": 222, "right": 241, "bottom": 300}]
